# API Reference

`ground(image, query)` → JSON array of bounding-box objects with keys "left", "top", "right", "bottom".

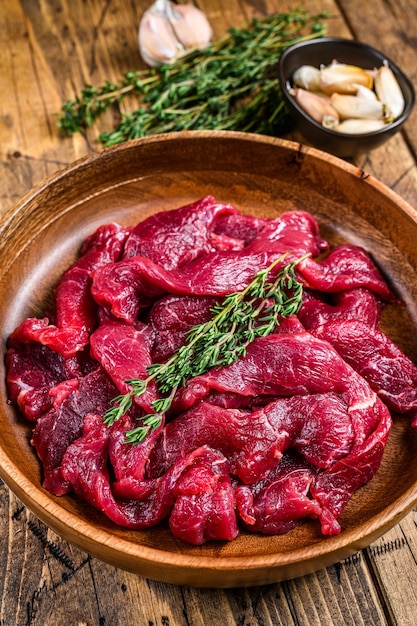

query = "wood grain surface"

[{"left": 1, "top": 0, "right": 417, "bottom": 624}]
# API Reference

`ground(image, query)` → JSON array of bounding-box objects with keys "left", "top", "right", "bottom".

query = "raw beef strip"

[
  {"left": 212, "top": 211, "right": 267, "bottom": 244},
  {"left": 122, "top": 195, "right": 238, "bottom": 268},
  {"left": 11, "top": 223, "right": 130, "bottom": 357},
  {"left": 311, "top": 397, "right": 391, "bottom": 535},
  {"left": 148, "top": 294, "right": 216, "bottom": 362},
  {"left": 171, "top": 333, "right": 374, "bottom": 425},
  {"left": 5, "top": 341, "right": 69, "bottom": 421},
  {"left": 31, "top": 368, "right": 118, "bottom": 495},
  {"left": 167, "top": 332, "right": 391, "bottom": 534},
  {"left": 298, "top": 244, "right": 396, "bottom": 302},
  {"left": 90, "top": 209, "right": 326, "bottom": 323},
  {"left": 149, "top": 393, "right": 354, "bottom": 484},
  {"left": 89, "top": 317, "right": 157, "bottom": 413},
  {"left": 168, "top": 451, "right": 238, "bottom": 545},
  {"left": 235, "top": 452, "right": 321, "bottom": 535},
  {"left": 90, "top": 249, "right": 305, "bottom": 323},
  {"left": 298, "top": 288, "right": 383, "bottom": 330},
  {"left": 61, "top": 413, "right": 238, "bottom": 543},
  {"left": 246, "top": 210, "right": 329, "bottom": 257},
  {"left": 312, "top": 319, "right": 417, "bottom": 424},
  {"left": 108, "top": 412, "right": 164, "bottom": 497}
]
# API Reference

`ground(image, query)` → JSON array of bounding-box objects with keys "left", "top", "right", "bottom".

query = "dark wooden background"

[{"left": 1, "top": 0, "right": 417, "bottom": 624}]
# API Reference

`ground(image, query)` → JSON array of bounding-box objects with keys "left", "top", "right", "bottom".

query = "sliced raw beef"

[
  {"left": 212, "top": 211, "right": 267, "bottom": 244},
  {"left": 235, "top": 452, "right": 321, "bottom": 535},
  {"left": 5, "top": 199, "right": 410, "bottom": 545},
  {"left": 298, "top": 288, "right": 383, "bottom": 330},
  {"left": 90, "top": 209, "right": 327, "bottom": 323},
  {"left": 246, "top": 210, "right": 329, "bottom": 257},
  {"left": 90, "top": 250, "right": 294, "bottom": 323},
  {"left": 91, "top": 243, "right": 395, "bottom": 326},
  {"left": 11, "top": 223, "right": 130, "bottom": 357},
  {"left": 31, "top": 368, "right": 118, "bottom": 495},
  {"left": 61, "top": 413, "right": 238, "bottom": 543},
  {"left": 5, "top": 341, "right": 69, "bottom": 421},
  {"left": 122, "top": 195, "right": 239, "bottom": 268},
  {"left": 148, "top": 294, "right": 216, "bottom": 362},
  {"left": 310, "top": 401, "right": 391, "bottom": 535},
  {"left": 172, "top": 333, "right": 374, "bottom": 422},
  {"left": 312, "top": 319, "right": 417, "bottom": 425},
  {"left": 298, "top": 245, "right": 396, "bottom": 302},
  {"left": 90, "top": 317, "right": 157, "bottom": 413},
  {"left": 149, "top": 393, "right": 354, "bottom": 484},
  {"left": 168, "top": 451, "right": 238, "bottom": 544}
]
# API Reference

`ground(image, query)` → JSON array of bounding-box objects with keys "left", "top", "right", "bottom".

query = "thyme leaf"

[
  {"left": 103, "top": 253, "right": 308, "bottom": 444},
  {"left": 58, "top": 11, "right": 328, "bottom": 146}
]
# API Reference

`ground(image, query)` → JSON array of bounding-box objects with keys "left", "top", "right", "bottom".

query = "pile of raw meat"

[{"left": 6, "top": 196, "right": 417, "bottom": 545}]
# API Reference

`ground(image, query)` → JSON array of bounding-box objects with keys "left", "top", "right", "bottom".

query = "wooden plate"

[{"left": 1, "top": 131, "right": 417, "bottom": 588}]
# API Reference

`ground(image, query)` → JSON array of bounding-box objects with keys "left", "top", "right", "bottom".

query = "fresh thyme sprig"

[
  {"left": 103, "top": 253, "right": 308, "bottom": 444},
  {"left": 58, "top": 11, "right": 328, "bottom": 146}
]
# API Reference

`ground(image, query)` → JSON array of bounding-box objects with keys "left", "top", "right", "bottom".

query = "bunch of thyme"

[
  {"left": 58, "top": 10, "right": 328, "bottom": 147},
  {"left": 103, "top": 253, "right": 307, "bottom": 444}
]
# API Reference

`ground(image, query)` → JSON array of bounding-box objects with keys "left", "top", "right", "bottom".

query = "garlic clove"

[
  {"left": 292, "top": 65, "right": 321, "bottom": 91},
  {"left": 138, "top": 0, "right": 212, "bottom": 67},
  {"left": 292, "top": 88, "right": 340, "bottom": 125},
  {"left": 334, "top": 119, "right": 386, "bottom": 134},
  {"left": 374, "top": 62, "right": 405, "bottom": 120},
  {"left": 353, "top": 83, "right": 378, "bottom": 101},
  {"left": 320, "top": 63, "right": 373, "bottom": 95},
  {"left": 139, "top": 3, "right": 182, "bottom": 67},
  {"left": 330, "top": 93, "right": 385, "bottom": 120},
  {"left": 169, "top": 3, "right": 213, "bottom": 49}
]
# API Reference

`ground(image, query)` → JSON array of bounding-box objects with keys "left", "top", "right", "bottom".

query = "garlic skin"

[
  {"left": 138, "top": 0, "right": 212, "bottom": 68},
  {"left": 320, "top": 63, "right": 373, "bottom": 95},
  {"left": 374, "top": 63, "right": 405, "bottom": 120}
]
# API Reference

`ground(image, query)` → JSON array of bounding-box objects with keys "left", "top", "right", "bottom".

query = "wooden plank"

[{"left": 1, "top": 0, "right": 417, "bottom": 624}]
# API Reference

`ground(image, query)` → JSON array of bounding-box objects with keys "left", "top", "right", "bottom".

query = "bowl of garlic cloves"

[{"left": 278, "top": 37, "right": 415, "bottom": 158}]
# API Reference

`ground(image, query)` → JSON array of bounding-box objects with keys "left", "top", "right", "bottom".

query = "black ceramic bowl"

[{"left": 278, "top": 37, "right": 415, "bottom": 158}]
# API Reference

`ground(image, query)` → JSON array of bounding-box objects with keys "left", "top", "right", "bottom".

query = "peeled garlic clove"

[
  {"left": 170, "top": 3, "right": 212, "bottom": 49},
  {"left": 330, "top": 93, "right": 385, "bottom": 120},
  {"left": 334, "top": 119, "right": 386, "bottom": 134},
  {"left": 320, "top": 63, "right": 373, "bottom": 95},
  {"left": 374, "top": 63, "right": 405, "bottom": 120},
  {"left": 292, "top": 65, "right": 321, "bottom": 91},
  {"left": 293, "top": 88, "right": 339, "bottom": 125},
  {"left": 139, "top": 3, "right": 182, "bottom": 67},
  {"left": 353, "top": 83, "right": 378, "bottom": 101}
]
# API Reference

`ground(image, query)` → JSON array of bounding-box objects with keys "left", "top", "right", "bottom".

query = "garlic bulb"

[{"left": 138, "top": 0, "right": 212, "bottom": 67}]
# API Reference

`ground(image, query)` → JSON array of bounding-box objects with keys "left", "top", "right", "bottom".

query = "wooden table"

[{"left": 1, "top": 1, "right": 417, "bottom": 624}]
